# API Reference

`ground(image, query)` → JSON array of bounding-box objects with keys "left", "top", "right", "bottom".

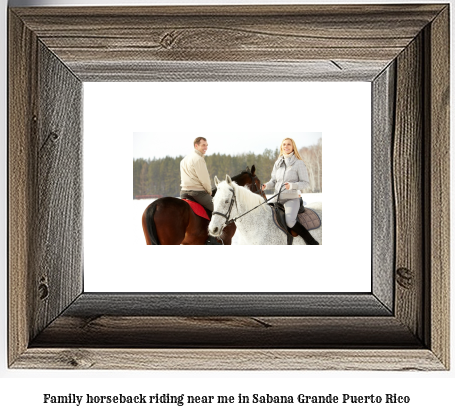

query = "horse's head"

[
  {"left": 228, "top": 165, "right": 266, "bottom": 200},
  {"left": 214, "top": 174, "right": 233, "bottom": 187},
  {"left": 210, "top": 174, "right": 267, "bottom": 238},
  {"left": 209, "top": 176, "right": 236, "bottom": 237}
]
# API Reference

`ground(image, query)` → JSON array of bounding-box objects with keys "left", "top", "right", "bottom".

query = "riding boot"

[{"left": 290, "top": 221, "right": 319, "bottom": 245}]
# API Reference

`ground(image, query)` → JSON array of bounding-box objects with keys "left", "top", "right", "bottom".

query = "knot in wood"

[
  {"left": 38, "top": 282, "right": 49, "bottom": 300},
  {"left": 396, "top": 267, "right": 414, "bottom": 289},
  {"left": 60, "top": 350, "right": 94, "bottom": 369},
  {"left": 48, "top": 132, "right": 59, "bottom": 142},
  {"left": 160, "top": 31, "right": 179, "bottom": 49}
]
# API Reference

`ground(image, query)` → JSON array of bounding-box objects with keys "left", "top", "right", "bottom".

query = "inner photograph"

[{"left": 134, "top": 132, "right": 322, "bottom": 246}]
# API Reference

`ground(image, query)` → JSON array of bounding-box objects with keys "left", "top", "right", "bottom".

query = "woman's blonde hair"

[{"left": 279, "top": 138, "right": 303, "bottom": 160}]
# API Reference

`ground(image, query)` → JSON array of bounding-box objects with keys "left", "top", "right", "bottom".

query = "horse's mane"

[
  {"left": 219, "top": 180, "right": 268, "bottom": 212},
  {"left": 212, "top": 169, "right": 251, "bottom": 196},
  {"left": 230, "top": 170, "right": 247, "bottom": 182}
]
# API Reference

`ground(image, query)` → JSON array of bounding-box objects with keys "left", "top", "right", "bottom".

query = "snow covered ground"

[{"left": 134, "top": 193, "right": 322, "bottom": 246}]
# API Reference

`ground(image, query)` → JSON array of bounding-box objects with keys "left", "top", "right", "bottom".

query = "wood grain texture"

[
  {"left": 9, "top": 12, "right": 84, "bottom": 366},
  {"left": 11, "top": 5, "right": 445, "bottom": 82},
  {"left": 8, "top": 4, "right": 450, "bottom": 370},
  {"left": 31, "top": 316, "right": 421, "bottom": 348},
  {"left": 425, "top": 6, "right": 450, "bottom": 368},
  {"left": 393, "top": 34, "right": 424, "bottom": 340},
  {"left": 372, "top": 63, "right": 395, "bottom": 312},
  {"left": 60, "top": 293, "right": 392, "bottom": 316},
  {"left": 70, "top": 61, "right": 387, "bottom": 82},
  {"left": 13, "top": 349, "right": 445, "bottom": 371},
  {"left": 33, "top": 42, "right": 83, "bottom": 338},
  {"left": 8, "top": 11, "right": 38, "bottom": 366}
]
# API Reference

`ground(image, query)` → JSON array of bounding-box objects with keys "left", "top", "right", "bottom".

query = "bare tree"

[{"left": 299, "top": 138, "right": 322, "bottom": 192}]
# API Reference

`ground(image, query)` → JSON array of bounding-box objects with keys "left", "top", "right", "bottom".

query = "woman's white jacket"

[{"left": 264, "top": 154, "right": 310, "bottom": 199}]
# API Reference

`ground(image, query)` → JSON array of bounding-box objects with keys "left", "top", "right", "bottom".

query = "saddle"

[
  {"left": 182, "top": 196, "right": 221, "bottom": 245},
  {"left": 182, "top": 196, "right": 212, "bottom": 220},
  {"left": 270, "top": 199, "right": 321, "bottom": 245}
]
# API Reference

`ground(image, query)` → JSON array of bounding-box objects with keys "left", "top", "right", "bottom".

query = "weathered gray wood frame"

[{"left": 8, "top": 5, "right": 450, "bottom": 370}]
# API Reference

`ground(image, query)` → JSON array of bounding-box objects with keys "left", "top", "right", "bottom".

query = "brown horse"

[{"left": 142, "top": 166, "right": 265, "bottom": 245}]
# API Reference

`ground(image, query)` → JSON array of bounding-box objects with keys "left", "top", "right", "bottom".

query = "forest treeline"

[{"left": 133, "top": 138, "right": 322, "bottom": 198}]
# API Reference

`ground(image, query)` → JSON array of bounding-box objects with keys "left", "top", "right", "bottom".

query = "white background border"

[{"left": 83, "top": 82, "right": 371, "bottom": 292}]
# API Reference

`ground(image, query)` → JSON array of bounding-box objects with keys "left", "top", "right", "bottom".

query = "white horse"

[{"left": 209, "top": 175, "right": 322, "bottom": 245}]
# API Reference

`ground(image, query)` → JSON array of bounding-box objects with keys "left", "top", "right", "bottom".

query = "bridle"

[
  {"left": 231, "top": 170, "right": 266, "bottom": 199},
  {"left": 212, "top": 170, "right": 268, "bottom": 228},
  {"left": 245, "top": 171, "right": 266, "bottom": 199},
  {"left": 212, "top": 187, "right": 237, "bottom": 226},
  {"left": 213, "top": 181, "right": 286, "bottom": 227}
]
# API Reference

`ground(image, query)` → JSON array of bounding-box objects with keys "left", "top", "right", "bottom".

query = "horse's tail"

[{"left": 142, "top": 203, "right": 161, "bottom": 245}]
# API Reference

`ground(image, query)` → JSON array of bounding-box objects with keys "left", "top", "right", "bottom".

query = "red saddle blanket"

[{"left": 182, "top": 199, "right": 210, "bottom": 220}]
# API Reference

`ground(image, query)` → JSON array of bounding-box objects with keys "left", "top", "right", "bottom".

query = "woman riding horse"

[{"left": 262, "top": 138, "right": 319, "bottom": 245}]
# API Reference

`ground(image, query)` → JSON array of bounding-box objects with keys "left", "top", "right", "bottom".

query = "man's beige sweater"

[{"left": 180, "top": 149, "right": 212, "bottom": 194}]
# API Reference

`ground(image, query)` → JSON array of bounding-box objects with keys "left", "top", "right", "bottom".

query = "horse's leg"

[
  {"left": 154, "top": 203, "right": 190, "bottom": 245},
  {"left": 220, "top": 223, "right": 236, "bottom": 245}
]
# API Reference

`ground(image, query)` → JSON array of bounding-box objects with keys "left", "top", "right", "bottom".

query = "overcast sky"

[{"left": 133, "top": 131, "right": 322, "bottom": 159}]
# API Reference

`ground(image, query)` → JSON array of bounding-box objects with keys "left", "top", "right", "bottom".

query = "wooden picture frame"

[{"left": 8, "top": 4, "right": 450, "bottom": 370}]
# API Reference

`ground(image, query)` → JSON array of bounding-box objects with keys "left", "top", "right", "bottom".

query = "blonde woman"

[{"left": 262, "top": 138, "right": 318, "bottom": 245}]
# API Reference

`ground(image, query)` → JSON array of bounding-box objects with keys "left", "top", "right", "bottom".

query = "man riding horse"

[
  {"left": 180, "top": 137, "right": 214, "bottom": 215},
  {"left": 142, "top": 136, "right": 265, "bottom": 245}
]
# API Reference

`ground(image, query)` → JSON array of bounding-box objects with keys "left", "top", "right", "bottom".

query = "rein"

[
  {"left": 245, "top": 171, "right": 266, "bottom": 199},
  {"left": 213, "top": 184, "right": 286, "bottom": 226},
  {"left": 210, "top": 169, "right": 265, "bottom": 243}
]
